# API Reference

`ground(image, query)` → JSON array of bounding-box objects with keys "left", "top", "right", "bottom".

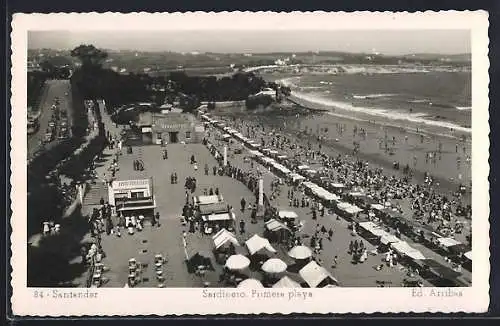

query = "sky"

[{"left": 28, "top": 30, "right": 470, "bottom": 55}]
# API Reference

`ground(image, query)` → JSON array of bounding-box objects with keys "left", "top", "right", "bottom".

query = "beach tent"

[
  {"left": 380, "top": 234, "right": 401, "bottom": 245},
  {"left": 359, "top": 222, "right": 387, "bottom": 237},
  {"left": 247, "top": 150, "right": 263, "bottom": 157},
  {"left": 194, "top": 195, "right": 223, "bottom": 206},
  {"left": 272, "top": 276, "right": 302, "bottom": 288},
  {"left": 265, "top": 219, "right": 291, "bottom": 232},
  {"left": 261, "top": 157, "right": 275, "bottom": 165},
  {"left": 371, "top": 204, "right": 385, "bottom": 211},
  {"left": 248, "top": 142, "right": 261, "bottom": 149},
  {"left": 279, "top": 210, "right": 299, "bottom": 220},
  {"left": 264, "top": 219, "right": 292, "bottom": 243},
  {"left": 390, "top": 241, "right": 426, "bottom": 260},
  {"left": 271, "top": 162, "right": 292, "bottom": 175},
  {"left": 464, "top": 251, "right": 472, "bottom": 261},
  {"left": 299, "top": 261, "right": 339, "bottom": 288},
  {"left": 289, "top": 173, "right": 306, "bottom": 183},
  {"left": 212, "top": 228, "right": 239, "bottom": 250},
  {"left": 245, "top": 234, "right": 277, "bottom": 256},
  {"left": 436, "top": 237, "right": 462, "bottom": 248},
  {"left": 237, "top": 278, "right": 264, "bottom": 288},
  {"left": 336, "top": 202, "right": 363, "bottom": 215}
]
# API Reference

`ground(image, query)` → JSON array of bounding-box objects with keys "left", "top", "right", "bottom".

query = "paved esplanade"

[{"left": 82, "top": 109, "right": 434, "bottom": 288}]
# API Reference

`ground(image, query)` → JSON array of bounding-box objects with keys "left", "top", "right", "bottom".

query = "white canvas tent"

[
  {"left": 212, "top": 228, "right": 239, "bottom": 250},
  {"left": 437, "top": 237, "right": 462, "bottom": 248},
  {"left": 358, "top": 221, "right": 386, "bottom": 237},
  {"left": 194, "top": 195, "right": 223, "bottom": 206},
  {"left": 299, "top": 261, "right": 339, "bottom": 288},
  {"left": 391, "top": 241, "right": 426, "bottom": 260},
  {"left": 272, "top": 276, "right": 302, "bottom": 288},
  {"left": 464, "top": 251, "right": 472, "bottom": 261},
  {"left": 245, "top": 234, "right": 277, "bottom": 256},
  {"left": 289, "top": 173, "right": 306, "bottom": 183},
  {"left": 265, "top": 219, "right": 291, "bottom": 233},
  {"left": 278, "top": 210, "right": 299, "bottom": 219}
]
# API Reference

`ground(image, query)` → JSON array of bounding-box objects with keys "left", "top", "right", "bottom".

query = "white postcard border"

[{"left": 11, "top": 11, "right": 490, "bottom": 315}]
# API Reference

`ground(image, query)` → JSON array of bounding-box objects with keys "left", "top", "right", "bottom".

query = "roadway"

[{"left": 28, "top": 79, "right": 73, "bottom": 160}]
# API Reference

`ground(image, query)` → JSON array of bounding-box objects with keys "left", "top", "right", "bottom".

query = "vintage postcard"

[{"left": 10, "top": 11, "right": 490, "bottom": 315}]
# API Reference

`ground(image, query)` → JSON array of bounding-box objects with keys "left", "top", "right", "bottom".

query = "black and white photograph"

[{"left": 10, "top": 11, "right": 490, "bottom": 315}]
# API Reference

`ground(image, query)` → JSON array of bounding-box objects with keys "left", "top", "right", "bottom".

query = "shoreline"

[
  {"left": 285, "top": 95, "right": 471, "bottom": 143},
  {"left": 214, "top": 107, "right": 471, "bottom": 202}
]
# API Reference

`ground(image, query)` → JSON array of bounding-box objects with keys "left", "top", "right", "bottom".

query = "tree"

[{"left": 70, "top": 44, "right": 108, "bottom": 68}]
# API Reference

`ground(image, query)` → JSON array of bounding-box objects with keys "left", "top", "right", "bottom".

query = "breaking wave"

[
  {"left": 352, "top": 93, "right": 396, "bottom": 99},
  {"left": 291, "top": 91, "right": 471, "bottom": 134}
]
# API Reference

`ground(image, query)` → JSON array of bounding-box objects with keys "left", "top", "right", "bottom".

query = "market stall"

[
  {"left": 272, "top": 275, "right": 302, "bottom": 288},
  {"left": 264, "top": 218, "right": 292, "bottom": 243},
  {"left": 212, "top": 228, "right": 239, "bottom": 252},
  {"left": 193, "top": 195, "right": 224, "bottom": 206},
  {"left": 201, "top": 212, "right": 235, "bottom": 232},
  {"left": 299, "top": 261, "right": 339, "bottom": 288},
  {"left": 335, "top": 201, "right": 364, "bottom": 220},
  {"left": 390, "top": 241, "right": 426, "bottom": 260},
  {"left": 289, "top": 173, "right": 306, "bottom": 185},
  {"left": 245, "top": 234, "right": 276, "bottom": 255}
]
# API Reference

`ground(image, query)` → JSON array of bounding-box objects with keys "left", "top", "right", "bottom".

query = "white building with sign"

[
  {"left": 108, "top": 178, "right": 156, "bottom": 217},
  {"left": 134, "top": 111, "right": 204, "bottom": 145}
]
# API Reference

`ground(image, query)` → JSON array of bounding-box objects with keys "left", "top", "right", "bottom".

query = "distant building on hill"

[{"left": 130, "top": 111, "right": 204, "bottom": 145}]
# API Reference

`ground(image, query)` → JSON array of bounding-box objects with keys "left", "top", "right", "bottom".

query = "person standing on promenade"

[{"left": 240, "top": 198, "right": 246, "bottom": 212}]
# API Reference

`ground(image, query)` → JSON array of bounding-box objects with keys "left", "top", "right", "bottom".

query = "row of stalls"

[
  {"left": 358, "top": 221, "right": 469, "bottom": 286},
  {"left": 207, "top": 228, "right": 338, "bottom": 288},
  {"left": 201, "top": 114, "right": 472, "bottom": 280}
]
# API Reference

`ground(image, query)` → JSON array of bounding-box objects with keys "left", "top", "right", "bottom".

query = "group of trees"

[{"left": 67, "top": 44, "right": 287, "bottom": 117}]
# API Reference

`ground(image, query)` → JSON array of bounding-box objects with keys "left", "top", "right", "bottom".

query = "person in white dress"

[{"left": 42, "top": 221, "right": 50, "bottom": 236}]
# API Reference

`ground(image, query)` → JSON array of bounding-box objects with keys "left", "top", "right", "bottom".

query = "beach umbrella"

[
  {"left": 225, "top": 254, "right": 250, "bottom": 271},
  {"left": 288, "top": 245, "right": 313, "bottom": 260},
  {"left": 261, "top": 258, "right": 287, "bottom": 274},
  {"left": 237, "top": 278, "right": 264, "bottom": 288}
]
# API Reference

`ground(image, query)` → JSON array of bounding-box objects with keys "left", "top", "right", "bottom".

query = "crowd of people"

[
  {"left": 201, "top": 112, "right": 472, "bottom": 282},
  {"left": 219, "top": 115, "right": 471, "bottom": 244}
]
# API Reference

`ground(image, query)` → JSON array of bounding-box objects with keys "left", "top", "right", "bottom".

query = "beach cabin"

[{"left": 108, "top": 178, "right": 156, "bottom": 219}]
